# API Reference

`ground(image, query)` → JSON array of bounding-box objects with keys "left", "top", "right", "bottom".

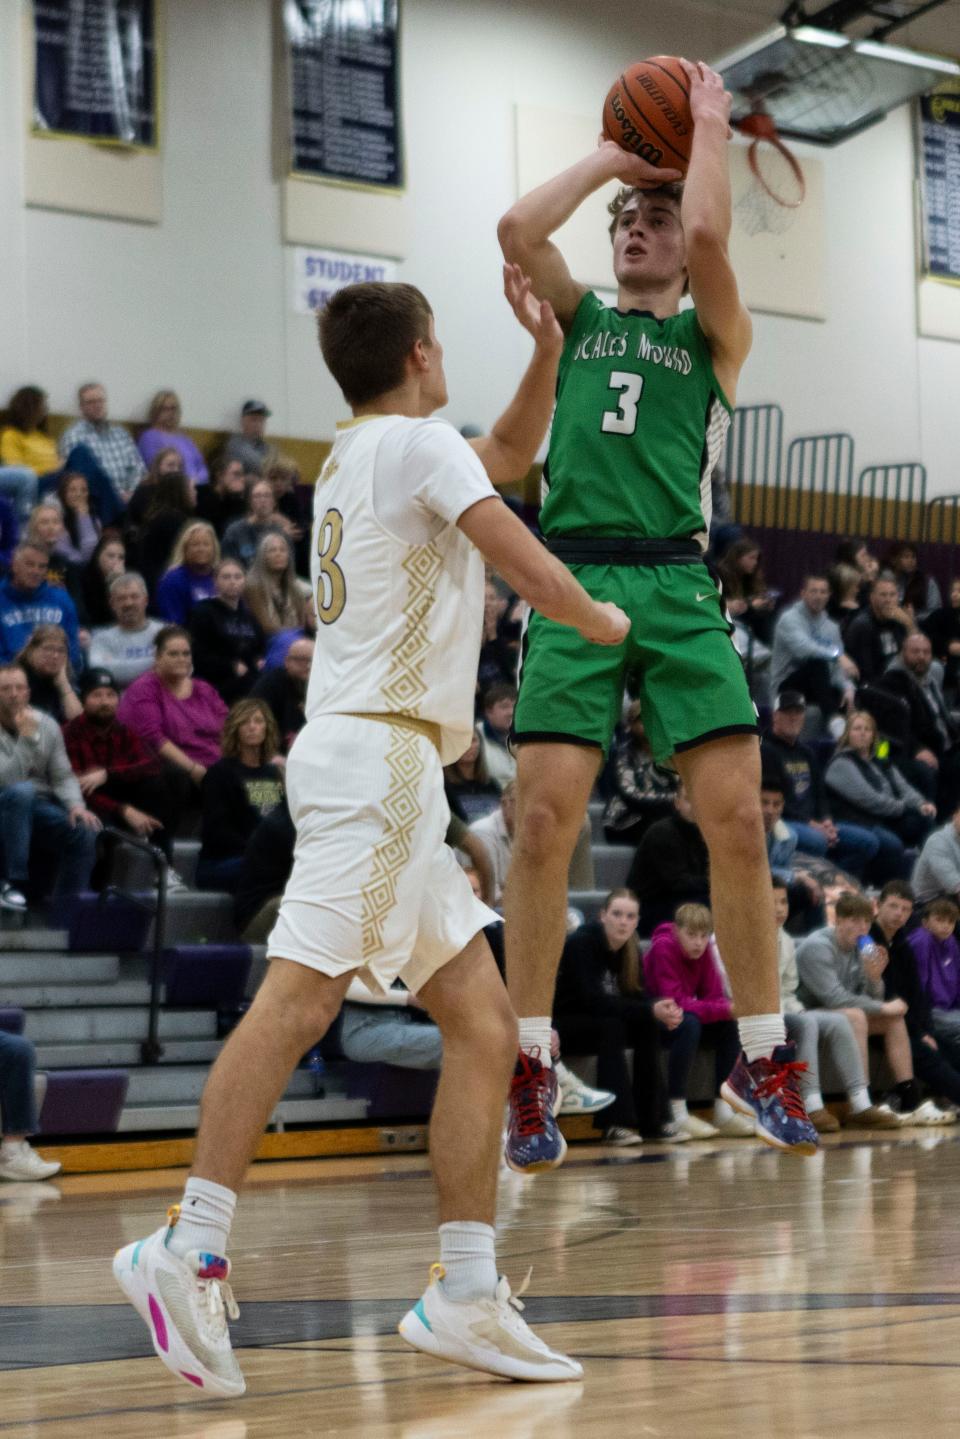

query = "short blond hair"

[{"left": 674, "top": 903, "right": 712, "bottom": 935}]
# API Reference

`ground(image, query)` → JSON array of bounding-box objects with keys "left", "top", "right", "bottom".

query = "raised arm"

[
  {"left": 679, "top": 60, "right": 752, "bottom": 400},
  {"left": 468, "top": 265, "right": 563, "bottom": 487},
  {"left": 498, "top": 145, "right": 681, "bottom": 329},
  {"left": 457, "top": 496, "right": 628, "bottom": 647}
]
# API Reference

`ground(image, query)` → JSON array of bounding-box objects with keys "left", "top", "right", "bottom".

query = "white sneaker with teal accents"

[{"left": 399, "top": 1264, "right": 583, "bottom": 1382}]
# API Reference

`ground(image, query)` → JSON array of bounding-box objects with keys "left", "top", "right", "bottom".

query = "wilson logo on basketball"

[
  {"left": 634, "top": 72, "right": 691, "bottom": 137},
  {"left": 609, "top": 92, "right": 664, "bottom": 165}
]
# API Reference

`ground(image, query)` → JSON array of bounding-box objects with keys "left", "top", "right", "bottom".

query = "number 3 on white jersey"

[
  {"left": 316, "top": 507, "right": 346, "bottom": 624},
  {"left": 601, "top": 371, "right": 645, "bottom": 436}
]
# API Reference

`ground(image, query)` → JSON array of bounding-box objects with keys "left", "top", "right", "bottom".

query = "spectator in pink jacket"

[
  {"left": 117, "top": 625, "right": 227, "bottom": 798},
  {"left": 644, "top": 904, "right": 754, "bottom": 1141}
]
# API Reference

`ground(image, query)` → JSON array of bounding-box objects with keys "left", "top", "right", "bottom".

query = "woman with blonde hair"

[
  {"left": 156, "top": 520, "right": 219, "bottom": 625},
  {"left": 827, "top": 561, "right": 867, "bottom": 637},
  {"left": 23, "top": 498, "right": 84, "bottom": 598},
  {"left": 825, "top": 709, "right": 935, "bottom": 881},
  {"left": 196, "top": 698, "right": 284, "bottom": 892},
  {"left": 242, "top": 532, "right": 306, "bottom": 638},
  {"left": 137, "top": 389, "right": 209, "bottom": 484}
]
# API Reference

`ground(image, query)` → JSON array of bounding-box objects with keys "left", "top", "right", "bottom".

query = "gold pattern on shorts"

[
  {"left": 361, "top": 726, "right": 425, "bottom": 958},
  {"left": 380, "top": 543, "right": 442, "bottom": 715}
]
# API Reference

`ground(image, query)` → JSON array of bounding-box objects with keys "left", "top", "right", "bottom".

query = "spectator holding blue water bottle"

[{"left": 796, "top": 891, "right": 925, "bottom": 1120}]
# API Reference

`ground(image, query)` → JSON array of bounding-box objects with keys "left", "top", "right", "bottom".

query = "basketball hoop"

[{"left": 733, "top": 112, "right": 805, "bottom": 237}]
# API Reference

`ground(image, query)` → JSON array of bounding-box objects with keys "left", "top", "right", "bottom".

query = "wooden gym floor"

[{"left": 2, "top": 1128, "right": 960, "bottom": 1438}]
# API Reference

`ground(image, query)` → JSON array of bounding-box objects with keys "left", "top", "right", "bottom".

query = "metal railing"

[
  {"left": 724, "top": 408, "right": 929, "bottom": 543},
  {"left": 97, "top": 827, "right": 170, "bottom": 1066},
  {"left": 925, "top": 494, "right": 960, "bottom": 546},
  {"left": 725, "top": 402, "right": 784, "bottom": 527},
  {"left": 847, "top": 463, "right": 927, "bottom": 541},
  {"left": 781, "top": 432, "right": 855, "bottom": 531}
]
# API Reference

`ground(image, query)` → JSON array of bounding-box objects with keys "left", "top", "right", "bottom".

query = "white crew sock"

[
  {"left": 670, "top": 1099, "right": 689, "bottom": 1123},
  {"left": 438, "top": 1221, "right": 498, "bottom": 1302},
  {"left": 166, "top": 1177, "right": 237, "bottom": 1259},
  {"left": 804, "top": 1089, "right": 825, "bottom": 1113},
  {"left": 848, "top": 1086, "right": 872, "bottom": 1115},
  {"left": 738, "top": 1013, "right": 787, "bottom": 1062},
  {"left": 713, "top": 1097, "right": 736, "bottom": 1125},
  {"left": 518, "top": 1017, "right": 553, "bottom": 1069},
  {"left": 1, "top": 1139, "right": 24, "bottom": 1160}
]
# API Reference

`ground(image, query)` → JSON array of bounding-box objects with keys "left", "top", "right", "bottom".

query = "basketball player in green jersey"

[{"left": 499, "top": 60, "right": 817, "bottom": 1167}]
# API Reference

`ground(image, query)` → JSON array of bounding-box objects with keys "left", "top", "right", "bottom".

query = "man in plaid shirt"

[
  {"left": 62, "top": 668, "right": 182, "bottom": 860},
  {"left": 59, "top": 382, "right": 146, "bottom": 513}
]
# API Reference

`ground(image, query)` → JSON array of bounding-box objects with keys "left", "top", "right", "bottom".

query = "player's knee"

[
  {"left": 515, "top": 795, "right": 580, "bottom": 865},
  {"left": 699, "top": 788, "right": 764, "bottom": 859},
  {"left": 259, "top": 960, "right": 344, "bottom": 1045},
  {"left": 446, "top": 993, "right": 517, "bottom": 1072}
]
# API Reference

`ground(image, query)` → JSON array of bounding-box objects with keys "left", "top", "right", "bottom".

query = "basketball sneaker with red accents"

[
  {"left": 720, "top": 1043, "right": 819, "bottom": 1156},
  {"left": 112, "top": 1207, "right": 245, "bottom": 1398},
  {"left": 505, "top": 1051, "right": 566, "bottom": 1173}
]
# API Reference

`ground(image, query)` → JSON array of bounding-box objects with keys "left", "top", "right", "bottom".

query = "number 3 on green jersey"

[{"left": 601, "top": 371, "right": 645, "bottom": 436}]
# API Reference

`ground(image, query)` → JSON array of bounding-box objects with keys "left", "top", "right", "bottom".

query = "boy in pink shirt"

[{"left": 644, "top": 904, "right": 755, "bottom": 1142}]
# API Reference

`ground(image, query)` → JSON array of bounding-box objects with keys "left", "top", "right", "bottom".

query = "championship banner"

[
  {"left": 284, "top": 0, "right": 403, "bottom": 191},
  {"left": 919, "top": 80, "right": 960, "bottom": 285},
  {"left": 32, "top": 0, "right": 158, "bottom": 149}
]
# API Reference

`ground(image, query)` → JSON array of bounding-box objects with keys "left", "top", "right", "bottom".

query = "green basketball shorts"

[{"left": 513, "top": 560, "right": 758, "bottom": 764}]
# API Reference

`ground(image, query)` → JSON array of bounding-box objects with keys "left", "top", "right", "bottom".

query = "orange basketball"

[{"left": 602, "top": 57, "right": 693, "bottom": 175}]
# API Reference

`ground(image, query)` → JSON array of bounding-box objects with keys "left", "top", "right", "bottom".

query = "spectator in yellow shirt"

[
  {"left": 0, "top": 387, "right": 60, "bottom": 477},
  {"left": 0, "top": 386, "right": 50, "bottom": 520}
]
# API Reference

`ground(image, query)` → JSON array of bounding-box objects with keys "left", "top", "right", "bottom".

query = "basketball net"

[{"left": 733, "top": 113, "right": 805, "bottom": 237}]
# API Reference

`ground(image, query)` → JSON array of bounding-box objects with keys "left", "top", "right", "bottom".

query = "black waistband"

[{"left": 544, "top": 536, "right": 704, "bottom": 566}]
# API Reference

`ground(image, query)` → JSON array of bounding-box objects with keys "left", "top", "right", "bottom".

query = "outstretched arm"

[
  {"left": 498, "top": 145, "right": 681, "bottom": 329},
  {"left": 468, "top": 265, "right": 563, "bottom": 487},
  {"left": 679, "top": 60, "right": 752, "bottom": 400},
  {"left": 458, "top": 496, "right": 629, "bottom": 647}
]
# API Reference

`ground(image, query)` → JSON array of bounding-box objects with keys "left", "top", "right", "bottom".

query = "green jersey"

[{"left": 540, "top": 290, "right": 732, "bottom": 542}]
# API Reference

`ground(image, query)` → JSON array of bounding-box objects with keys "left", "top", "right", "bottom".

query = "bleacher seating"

[
  {"left": 0, "top": 846, "right": 374, "bottom": 1136},
  {"left": 38, "top": 1070, "right": 128, "bottom": 1135},
  {"left": 2, "top": 400, "right": 947, "bottom": 1153}
]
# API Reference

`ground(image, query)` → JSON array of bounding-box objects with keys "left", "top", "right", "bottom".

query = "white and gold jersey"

[{"left": 305, "top": 413, "right": 496, "bottom": 765}]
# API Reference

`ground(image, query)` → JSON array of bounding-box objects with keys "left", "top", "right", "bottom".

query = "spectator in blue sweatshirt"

[
  {"left": 155, "top": 521, "right": 219, "bottom": 625},
  {"left": 0, "top": 497, "right": 17, "bottom": 570},
  {"left": 0, "top": 542, "right": 81, "bottom": 670}
]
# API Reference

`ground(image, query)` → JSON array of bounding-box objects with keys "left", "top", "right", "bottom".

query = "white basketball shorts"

[{"left": 267, "top": 714, "right": 499, "bottom": 994}]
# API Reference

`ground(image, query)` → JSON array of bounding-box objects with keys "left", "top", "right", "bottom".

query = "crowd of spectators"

[
  {"left": 6, "top": 382, "right": 960, "bottom": 1156},
  {"left": 0, "top": 384, "right": 305, "bottom": 914}
]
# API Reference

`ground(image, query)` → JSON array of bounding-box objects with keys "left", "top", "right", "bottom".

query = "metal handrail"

[
  {"left": 725, "top": 402, "right": 784, "bottom": 528},
  {"left": 96, "top": 826, "right": 169, "bottom": 1066},
  {"left": 783, "top": 432, "right": 855, "bottom": 531},
  {"left": 853, "top": 462, "right": 927, "bottom": 541},
  {"left": 924, "top": 494, "right": 960, "bottom": 546}
]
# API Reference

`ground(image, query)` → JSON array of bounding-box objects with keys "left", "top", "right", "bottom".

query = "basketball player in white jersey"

[{"left": 114, "top": 267, "right": 629, "bottom": 1395}]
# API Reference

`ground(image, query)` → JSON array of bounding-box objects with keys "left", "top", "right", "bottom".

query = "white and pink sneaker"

[{"left": 112, "top": 1206, "right": 244, "bottom": 1398}]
